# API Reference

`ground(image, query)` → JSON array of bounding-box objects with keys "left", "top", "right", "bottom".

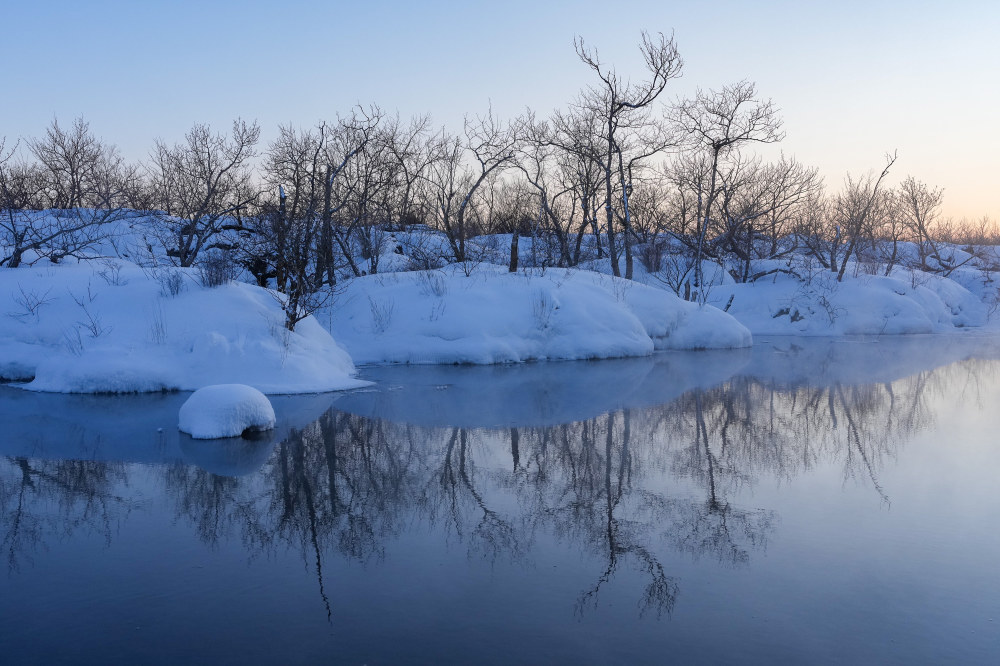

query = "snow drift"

[
  {"left": 705, "top": 264, "right": 987, "bottom": 336},
  {"left": 322, "top": 264, "right": 752, "bottom": 365},
  {"left": 0, "top": 260, "right": 368, "bottom": 393}
]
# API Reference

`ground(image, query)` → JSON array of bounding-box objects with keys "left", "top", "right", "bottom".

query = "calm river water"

[{"left": 2, "top": 336, "right": 999, "bottom": 664}]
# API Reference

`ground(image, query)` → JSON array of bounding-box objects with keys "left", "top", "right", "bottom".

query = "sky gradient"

[{"left": 3, "top": 0, "right": 997, "bottom": 221}]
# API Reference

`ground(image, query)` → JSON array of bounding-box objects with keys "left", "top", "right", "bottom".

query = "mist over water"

[{"left": 2, "top": 336, "right": 999, "bottom": 664}]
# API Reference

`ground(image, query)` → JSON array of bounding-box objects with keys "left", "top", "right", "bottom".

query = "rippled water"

[{"left": 2, "top": 336, "right": 1000, "bottom": 664}]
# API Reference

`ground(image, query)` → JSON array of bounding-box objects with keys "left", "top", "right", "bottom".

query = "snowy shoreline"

[{"left": 1, "top": 241, "right": 995, "bottom": 395}]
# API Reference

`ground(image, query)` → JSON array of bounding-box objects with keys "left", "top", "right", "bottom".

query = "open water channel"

[{"left": 1, "top": 336, "right": 999, "bottom": 664}]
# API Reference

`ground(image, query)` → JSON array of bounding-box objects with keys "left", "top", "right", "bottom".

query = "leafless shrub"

[
  {"left": 159, "top": 269, "right": 185, "bottom": 297},
  {"left": 609, "top": 274, "right": 632, "bottom": 302},
  {"left": 416, "top": 270, "right": 447, "bottom": 298},
  {"left": 650, "top": 252, "right": 697, "bottom": 297},
  {"left": 63, "top": 327, "right": 84, "bottom": 356},
  {"left": 9, "top": 284, "right": 53, "bottom": 321},
  {"left": 149, "top": 304, "right": 167, "bottom": 345},
  {"left": 197, "top": 250, "right": 237, "bottom": 288},
  {"left": 790, "top": 272, "right": 843, "bottom": 325},
  {"left": 69, "top": 284, "right": 110, "bottom": 338},
  {"left": 368, "top": 297, "right": 394, "bottom": 333},
  {"left": 96, "top": 259, "right": 127, "bottom": 286},
  {"left": 76, "top": 306, "right": 110, "bottom": 338},
  {"left": 532, "top": 289, "right": 554, "bottom": 330},
  {"left": 428, "top": 300, "right": 446, "bottom": 322}
]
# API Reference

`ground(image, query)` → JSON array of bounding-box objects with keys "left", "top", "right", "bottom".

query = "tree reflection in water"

[
  {"left": 0, "top": 356, "right": 981, "bottom": 621},
  {"left": 1, "top": 453, "right": 139, "bottom": 572},
  {"left": 223, "top": 362, "right": 940, "bottom": 618}
]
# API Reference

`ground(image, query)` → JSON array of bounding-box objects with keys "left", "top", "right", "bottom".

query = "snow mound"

[
  {"left": 178, "top": 384, "right": 276, "bottom": 439},
  {"left": 0, "top": 260, "right": 368, "bottom": 393},
  {"left": 707, "top": 266, "right": 987, "bottom": 336},
  {"left": 323, "top": 264, "right": 751, "bottom": 365}
]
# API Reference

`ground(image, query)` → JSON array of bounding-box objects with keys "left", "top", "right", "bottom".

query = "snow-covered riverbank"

[{"left": 1, "top": 236, "right": 995, "bottom": 394}]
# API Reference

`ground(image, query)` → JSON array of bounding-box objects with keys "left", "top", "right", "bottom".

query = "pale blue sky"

[{"left": 4, "top": 0, "right": 997, "bottom": 219}]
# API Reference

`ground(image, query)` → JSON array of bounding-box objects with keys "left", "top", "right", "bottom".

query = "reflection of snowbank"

[
  {"left": 0, "top": 387, "right": 337, "bottom": 476},
  {"left": 5, "top": 335, "right": 1000, "bottom": 470},
  {"left": 332, "top": 348, "right": 752, "bottom": 428},
  {"left": 178, "top": 433, "right": 278, "bottom": 477},
  {"left": 334, "top": 335, "right": 1000, "bottom": 428},
  {"left": 746, "top": 334, "right": 1000, "bottom": 387}
]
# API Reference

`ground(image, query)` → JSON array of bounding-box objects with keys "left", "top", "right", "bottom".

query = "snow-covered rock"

[
  {"left": 0, "top": 387, "right": 337, "bottom": 474},
  {"left": 178, "top": 384, "right": 276, "bottom": 439},
  {"left": 322, "top": 264, "right": 751, "bottom": 365}
]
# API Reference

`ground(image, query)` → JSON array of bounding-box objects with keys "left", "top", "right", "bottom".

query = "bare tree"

[
  {"left": 423, "top": 111, "right": 520, "bottom": 265},
  {"left": 383, "top": 113, "right": 436, "bottom": 229},
  {"left": 830, "top": 153, "right": 897, "bottom": 281},
  {"left": 514, "top": 113, "right": 577, "bottom": 270},
  {"left": 15, "top": 119, "right": 140, "bottom": 263},
  {"left": 2, "top": 122, "right": 136, "bottom": 267},
  {"left": 29, "top": 117, "right": 106, "bottom": 210},
  {"left": 485, "top": 178, "right": 535, "bottom": 271},
  {"left": 942, "top": 215, "right": 1000, "bottom": 246},
  {"left": 755, "top": 156, "right": 823, "bottom": 260},
  {"left": 674, "top": 80, "right": 784, "bottom": 299},
  {"left": 712, "top": 155, "right": 823, "bottom": 283},
  {"left": 252, "top": 108, "right": 394, "bottom": 329},
  {"left": 0, "top": 139, "right": 47, "bottom": 267},
  {"left": 314, "top": 107, "right": 384, "bottom": 282},
  {"left": 333, "top": 111, "right": 400, "bottom": 276},
  {"left": 871, "top": 187, "right": 907, "bottom": 275},
  {"left": 267, "top": 185, "right": 331, "bottom": 331},
  {"left": 895, "top": 176, "right": 973, "bottom": 275},
  {"left": 256, "top": 123, "right": 327, "bottom": 291},
  {"left": 552, "top": 109, "right": 607, "bottom": 265},
  {"left": 566, "top": 31, "right": 683, "bottom": 279},
  {"left": 147, "top": 119, "right": 260, "bottom": 267}
]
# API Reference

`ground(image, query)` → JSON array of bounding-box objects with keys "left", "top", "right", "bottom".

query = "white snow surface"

[
  {"left": 0, "top": 260, "right": 368, "bottom": 393},
  {"left": 322, "top": 264, "right": 752, "bottom": 365},
  {"left": 178, "top": 384, "right": 276, "bottom": 439},
  {"left": 4, "top": 221, "right": 998, "bottom": 394},
  {"left": 704, "top": 262, "right": 988, "bottom": 335}
]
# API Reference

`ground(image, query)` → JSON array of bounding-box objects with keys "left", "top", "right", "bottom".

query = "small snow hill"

[
  {"left": 322, "top": 264, "right": 752, "bottom": 365},
  {"left": 705, "top": 263, "right": 987, "bottom": 336},
  {"left": 0, "top": 259, "right": 367, "bottom": 394}
]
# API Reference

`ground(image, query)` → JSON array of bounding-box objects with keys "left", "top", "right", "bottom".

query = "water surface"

[{"left": 2, "top": 336, "right": 999, "bottom": 664}]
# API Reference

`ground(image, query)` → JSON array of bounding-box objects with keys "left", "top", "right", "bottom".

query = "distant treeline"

[{"left": 2, "top": 33, "right": 996, "bottom": 326}]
